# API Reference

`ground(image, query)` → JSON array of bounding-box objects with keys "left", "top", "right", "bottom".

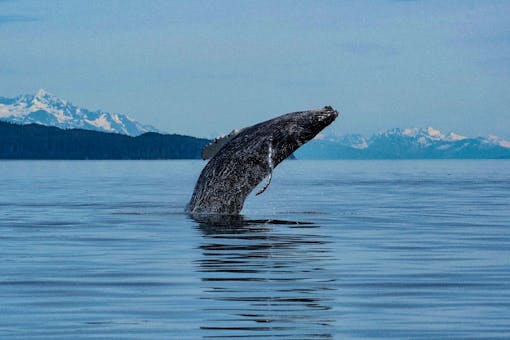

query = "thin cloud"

[
  {"left": 336, "top": 42, "right": 399, "bottom": 57},
  {"left": 0, "top": 15, "right": 37, "bottom": 25}
]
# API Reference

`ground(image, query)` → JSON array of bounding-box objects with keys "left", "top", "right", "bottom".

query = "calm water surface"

[{"left": 1, "top": 160, "right": 509, "bottom": 339}]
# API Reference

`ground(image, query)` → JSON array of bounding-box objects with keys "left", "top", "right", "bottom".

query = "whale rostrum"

[{"left": 188, "top": 106, "right": 339, "bottom": 215}]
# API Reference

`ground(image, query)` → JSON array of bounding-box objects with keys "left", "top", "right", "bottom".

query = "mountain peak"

[
  {"left": 35, "top": 88, "right": 48, "bottom": 98},
  {"left": 487, "top": 135, "right": 510, "bottom": 148},
  {"left": 0, "top": 90, "right": 159, "bottom": 136},
  {"left": 425, "top": 126, "right": 442, "bottom": 138},
  {"left": 32, "top": 89, "right": 66, "bottom": 107},
  {"left": 445, "top": 131, "right": 466, "bottom": 141}
]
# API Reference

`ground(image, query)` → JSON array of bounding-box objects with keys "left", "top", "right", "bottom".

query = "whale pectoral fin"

[{"left": 256, "top": 170, "right": 272, "bottom": 196}]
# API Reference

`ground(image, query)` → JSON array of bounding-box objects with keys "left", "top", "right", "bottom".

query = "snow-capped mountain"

[
  {"left": 0, "top": 89, "right": 159, "bottom": 136},
  {"left": 372, "top": 127, "right": 467, "bottom": 145},
  {"left": 297, "top": 127, "right": 510, "bottom": 159}
]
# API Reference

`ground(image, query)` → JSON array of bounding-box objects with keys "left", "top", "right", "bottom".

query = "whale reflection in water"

[{"left": 194, "top": 215, "right": 337, "bottom": 338}]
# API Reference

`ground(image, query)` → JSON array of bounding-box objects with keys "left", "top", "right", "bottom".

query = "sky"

[{"left": 0, "top": 0, "right": 509, "bottom": 138}]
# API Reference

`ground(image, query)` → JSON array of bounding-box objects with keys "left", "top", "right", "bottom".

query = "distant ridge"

[
  {"left": 0, "top": 121, "right": 210, "bottom": 160},
  {"left": 2, "top": 90, "right": 509, "bottom": 160},
  {"left": 296, "top": 127, "right": 510, "bottom": 159},
  {"left": 0, "top": 89, "right": 158, "bottom": 136}
]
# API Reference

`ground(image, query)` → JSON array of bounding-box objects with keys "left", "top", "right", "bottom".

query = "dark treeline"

[{"left": 0, "top": 121, "right": 210, "bottom": 159}]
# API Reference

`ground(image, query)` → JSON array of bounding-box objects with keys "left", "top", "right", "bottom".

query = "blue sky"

[{"left": 1, "top": 0, "right": 509, "bottom": 138}]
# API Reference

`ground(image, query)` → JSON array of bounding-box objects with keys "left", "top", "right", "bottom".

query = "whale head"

[
  {"left": 245, "top": 105, "right": 339, "bottom": 165},
  {"left": 290, "top": 105, "right": 339, "bottom": 145}
]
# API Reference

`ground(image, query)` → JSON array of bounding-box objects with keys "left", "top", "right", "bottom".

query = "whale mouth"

[{"left": 318, "top": 106, "right": 339, "bottom": 124}]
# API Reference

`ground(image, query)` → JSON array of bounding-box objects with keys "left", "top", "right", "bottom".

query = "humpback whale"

[{"left": 188, "top": 106, "right": 339, "bottom": 215}]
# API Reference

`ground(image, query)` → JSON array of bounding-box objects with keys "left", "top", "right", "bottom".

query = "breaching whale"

[{"left": 188, "top": 106, "right": 339, "bottom": 215}]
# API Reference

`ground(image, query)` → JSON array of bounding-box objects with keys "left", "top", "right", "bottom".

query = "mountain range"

[
  {"left": 0, "top": 89, "right": 158, "bottom": 136},
  {"left": 1, "top": 90, "right": 509, "bottom": 159},
  {"left": 296, "top": 127, "right": 510, "bottom": 159}
]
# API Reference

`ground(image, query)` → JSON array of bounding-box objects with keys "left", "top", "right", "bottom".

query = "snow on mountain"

[
  {"left": 400, "top": 127, "right": 466, "bottom": 142},
  {"left": 372, "top": 127, "right": 468, "bottom": 146},
  {"left": 486, "top": 135, "right": 510, "bottom": 148},
  {"left": 369, "top": 127, "right": 508, "bottom": 148},
  {"left": 0, "top": 89, "right": 159, "bottom": 136},
  {"left": 296, "top": 127, "right": 510, "bottom": 159}
]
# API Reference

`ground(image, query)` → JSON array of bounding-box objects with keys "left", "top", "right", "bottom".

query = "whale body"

[{"left": 188, "top": 106, "right": 339, "bottom": 215}]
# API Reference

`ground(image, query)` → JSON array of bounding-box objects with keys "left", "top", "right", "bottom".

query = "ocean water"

[{"left": 1, "top": 160, "right": 509, "bottom": 339}]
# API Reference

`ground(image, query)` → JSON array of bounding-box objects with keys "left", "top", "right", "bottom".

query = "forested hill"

[{"left": 0, "top": 121, "right": 210, "bottom": 159}]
